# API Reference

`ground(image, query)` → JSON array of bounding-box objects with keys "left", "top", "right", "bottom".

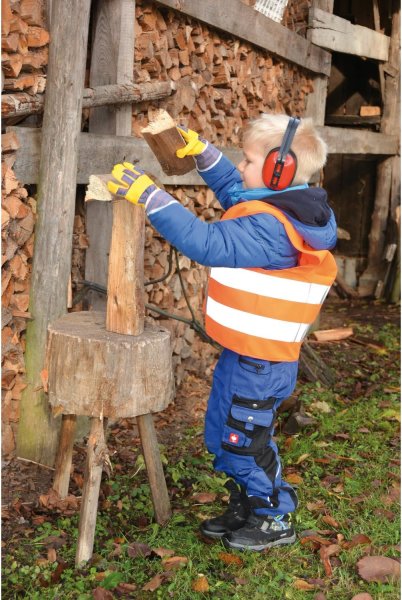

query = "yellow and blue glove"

[
  {"left": 176, "top": 126, "right": 222, "bottom": 171},
  {"left": 107, "top": 162, "right": 177, "bottom": 215},
  {"left": 107, "top": 162, "right": 158, "bottom": 206}
]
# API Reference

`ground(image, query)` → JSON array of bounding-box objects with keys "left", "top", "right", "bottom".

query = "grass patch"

[{"left": 2, "top": 317, "right": 400, "bottom": 599}]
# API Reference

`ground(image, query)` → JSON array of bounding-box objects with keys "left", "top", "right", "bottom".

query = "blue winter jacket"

[{"left": 148, "top": 154, "right": 337, "bottom": 270}]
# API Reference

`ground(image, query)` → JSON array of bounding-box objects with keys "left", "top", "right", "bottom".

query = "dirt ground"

[{"left": 1, "top": 297, "right": 400, "bottom": 544}]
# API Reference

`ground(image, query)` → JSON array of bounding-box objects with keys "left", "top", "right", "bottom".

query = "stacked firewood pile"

[
  {"left": 2, "top": 0, "right": 49, "bottom": 454},
  {"left": 1, "top": 0, "right": 48, "bottom": 98},
  {"left": 132, "top": 1, "right": 313, "bottom": 143},
  {"left": 1, "top": 0, "right": 314, "bottom": 453},
  {"left": 131, "top": 0, "right": 313, "bottom": 384},
  {"left": 2, "top": 131, "right": 36, "bottom": 455}
]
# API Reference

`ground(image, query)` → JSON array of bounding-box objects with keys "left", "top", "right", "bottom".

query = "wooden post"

[
  {"left": 105, "top": 199, "right": 172, "bottom": 525},
  {"left": 358, "top": 2, "right": 400, "bottom": 296},
  {"left": 53, "top": 415, "right": 77, "bottom": 498},
  {"left": 76, "top": 417, "right": 109, "bottom": 565},
  {"left": 85, "top": 0, "right": 135, "bottom": 311},
  {"left": 17, "top": 0, "right": 91, "bottom": 466},
  {"left": 137, "top": 414, "right": 172, "bottom": 524}
]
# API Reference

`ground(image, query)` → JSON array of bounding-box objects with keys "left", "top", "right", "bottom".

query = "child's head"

[{"left": 238, "top": 114, "right": 327, "bottom": 188}]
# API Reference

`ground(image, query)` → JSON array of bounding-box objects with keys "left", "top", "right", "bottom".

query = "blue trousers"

[{"left": 204, "top": 349, "right": 299, "bottom": 516}]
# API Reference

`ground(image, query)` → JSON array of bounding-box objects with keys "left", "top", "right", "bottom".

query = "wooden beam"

[
  {"left": 309, "top": 7, "right": 390, "bottom": 61},
  {"left": 2, "top": 81, "right": 173, "bottom": 118},
  {"left": 317, "top": 126, "right": 398, "bottom": 155},
  {"left": 16, "top": 0, "right": 92, "bottom": 466},
  {"left": 10, "top": 126, "right": 399, "bottom": 186},
  {"left": 155, "top": 0, "right": 331, "bottom": 76}
]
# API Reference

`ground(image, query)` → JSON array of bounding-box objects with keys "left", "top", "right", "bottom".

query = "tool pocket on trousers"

[
  {"left": 230, "top": 395, "right": 275, "bottom": 428},
  {"left": 221, "top": 395, "right": 275, "bottom": 455}
]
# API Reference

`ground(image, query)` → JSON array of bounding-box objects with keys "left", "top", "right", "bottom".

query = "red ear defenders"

[{"left": 262, "top": 117, "right": 300, "bottom": 191}]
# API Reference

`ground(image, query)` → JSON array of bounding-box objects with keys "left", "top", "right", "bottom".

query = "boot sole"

[
  {"left": 199, "top": 527, "right": 226, "bottom": 539},
  {"left": 222, "top": 532, "right": 297, "bottom": 552}
]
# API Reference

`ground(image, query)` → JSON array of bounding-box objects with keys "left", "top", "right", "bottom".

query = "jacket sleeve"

[
  {"left": 196, "top": 154, "right": 243, "bottom": 211},
  {"left": 147, "top": 201, "right": 297, "bottom": 269}
]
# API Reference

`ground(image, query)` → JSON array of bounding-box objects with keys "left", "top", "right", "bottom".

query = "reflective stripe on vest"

[{"left": 204, "top": 200, "right": 337, "bottom": 362}]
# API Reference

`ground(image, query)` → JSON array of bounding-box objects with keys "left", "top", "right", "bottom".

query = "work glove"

[
  {"left": 108, "top": 162, "right": 178, "bottom": 215},
  {"left": 107, "top": 162, "right": 158, "bottom": 206},
  {"left": 176, "top": 125, "right": 222, "bottom": 171},
  {"left": 176, "top": 126, "right": 208, "bottom": 158}
]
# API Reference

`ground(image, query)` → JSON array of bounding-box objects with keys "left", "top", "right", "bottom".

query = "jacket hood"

[{"left": 262, "top": 187, "right": 337, "bottom": 250}]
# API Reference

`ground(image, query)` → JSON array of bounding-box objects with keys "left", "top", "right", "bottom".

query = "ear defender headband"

[{"left": 262, "top": 117, "right": 300, "bottom": 191}]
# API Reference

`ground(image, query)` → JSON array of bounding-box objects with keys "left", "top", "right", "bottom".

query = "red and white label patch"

[{"left": 229, "top": 433, "right": 239, "bottom": 444}]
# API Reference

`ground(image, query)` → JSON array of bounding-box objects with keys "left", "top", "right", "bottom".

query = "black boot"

[
  {"left": 222, "top": 513, "right": 296, "bottom": 552},
  {"left": 200, "top": 480, "right": 250, "bottom": 539}
]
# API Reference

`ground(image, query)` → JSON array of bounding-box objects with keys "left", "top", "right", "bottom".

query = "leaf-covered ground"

[{"left": 2, "top": 299, "right": 400, "bottom": 599}]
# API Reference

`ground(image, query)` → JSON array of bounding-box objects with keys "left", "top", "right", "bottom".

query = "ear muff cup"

[{"left": 262, "top": 148, "right": 297, "bottom": 191}]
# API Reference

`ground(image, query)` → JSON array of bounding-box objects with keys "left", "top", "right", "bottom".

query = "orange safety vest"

[{"left": 204, "top": 201, "right": 337, "bottom": 362}]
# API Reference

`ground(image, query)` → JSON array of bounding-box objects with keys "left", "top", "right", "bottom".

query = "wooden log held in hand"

[
  {"left": 141, "top": 109, "right": 195, "bottom": 176},
  {"left": 46, "top": 198, "right": 174, "bottom": 566}
]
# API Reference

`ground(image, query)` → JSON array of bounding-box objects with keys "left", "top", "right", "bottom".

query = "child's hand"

[
  {"left": 176, "top": 126, "right": 208, "bottom": 158},
  {"left": 107, "top": 162, "right": 159, "bottom": 206}
]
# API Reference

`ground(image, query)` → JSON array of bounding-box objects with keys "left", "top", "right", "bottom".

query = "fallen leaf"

[
  {"left": 319, "top": 544, "right": 341, "bottom": 577},
  {"left": 374, "top": 508, "right": 395, "bottom": 522},
  {"left": 293, "top": 578, "right": 316, "bottom": 590},
  {"left": 382, "top": 409, "right": 401, "bottom": 422},
  {"left": 162, "top": 556, "right": 188, "bottom": 569},
  {"left": 152, "top": 547, "right": 175, "bottom": 558},
  {"left": 234, "top": 577, "right": 248, "bottom": 585},
  {"left": 191, "top": 574, "right": 209, "bottom": 592},
  {"left": 191, "top": 492, "right": 217, "bottom": 504},
  {"left": 351, "top": 594, "right": 373, "bottom": 600},
  {"left": 47, "top": 548, "right": 57, "bottom": 563},
  {"left": 314, "top": 593, "right": 327, "bottom": 600},
  {"left": 295, "top": 453, "right": 310, "bottom": 465},
  {"left": 286, "top": 473, "right": 303, "bottom": 485},
  {"left": 306, "top": 501, "right": 326, "bottom": 512},
  {"left": 116, "top": 582, "right": 137, "bottom": 594},
  {"left": 218, "top": 552, "right": 243, "bottom": 566},
  {"left": 92, "top": 587, "right": 114, "bottom": 600},
  {"left": 142, "top": 573, "right": 165, "bottom": 592},
  {"left": 357, "top": 556, "right": 401, "bottom": 583},
  {"left": 322, "top": 515, "right": 340, "bottom": 528},
  {"left": 127, "top": 542, "right": 152, "bottom": 558},
  {"left": 343, "top": 534, "right": 371, "bottom": 549}
]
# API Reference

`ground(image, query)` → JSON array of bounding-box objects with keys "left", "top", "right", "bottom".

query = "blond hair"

[{"left": 242, "top": 114, "right": 327, "bottom": 184}]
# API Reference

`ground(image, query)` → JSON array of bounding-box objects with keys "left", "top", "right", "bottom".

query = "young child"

[{"left": 108, "top": 114, "right": 337, "bottom": 552}]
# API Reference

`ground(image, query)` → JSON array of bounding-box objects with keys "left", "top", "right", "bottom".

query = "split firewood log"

[{"left": 141, "top": 109, "right": 195, "bottom": 176}]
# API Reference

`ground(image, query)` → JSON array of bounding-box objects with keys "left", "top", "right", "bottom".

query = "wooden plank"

[
  {"left": 11, "top": 126, "right": 399, "bottom": 188},
  {"left": 305, "top": 1, "right": 334, "bottom": 133},
  {"left": 309, "top": 7, "right": 390, "bottom": 61},
  {"left": 325, "top": 115, "right": 381, "bottom": 126},
  {"left": 155, "top": 0, "right": 331, "bottom": 76},
  {"left": 16, "top": 0, "right": 92, "bottom": 466},
  {"left": 2, "top": 81, "right": 173, "bottom": 118}
]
